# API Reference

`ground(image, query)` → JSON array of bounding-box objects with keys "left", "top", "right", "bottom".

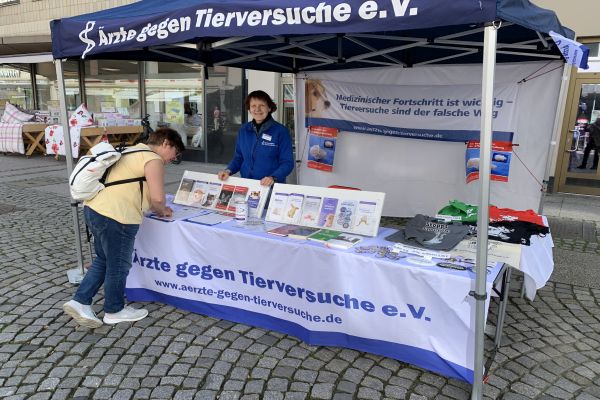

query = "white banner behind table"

[
  {"left": 298, "top": 61, "right": 563, "bottom": 217},
  {"left": 127, "top": 218, "right": 500, "bottom": 383}
]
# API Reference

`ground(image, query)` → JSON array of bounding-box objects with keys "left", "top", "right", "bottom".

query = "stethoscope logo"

[{"left": 79, "top": 21, "right": 96, "bottom": 59}]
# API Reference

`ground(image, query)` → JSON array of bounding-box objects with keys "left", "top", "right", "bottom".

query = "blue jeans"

[{"left": 74, "top": 206, "right": 139, "bottom": 313}]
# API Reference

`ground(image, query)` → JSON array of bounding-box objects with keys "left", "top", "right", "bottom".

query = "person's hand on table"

[
  {"left": 157, "top": 206, "right": 173, "bottom": 218},
  {"left": 218, "top": 169, "right": 230, "bottom": 180},
  {"left": 260, "top": 176, "right": 275, "bottom": 186}
]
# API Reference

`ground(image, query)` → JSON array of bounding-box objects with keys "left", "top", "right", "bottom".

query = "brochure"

[
  {"left": 188, "top": 180, "right": 208, "bottom": 207},
  {"left": 307, "top": 229, "right": 342, "bottom": 243},
  {"left": 325, "top": 233, "right": 364, "bottom": 250},
  {"left": 215, "top": 184, "right": 235, "bottom": 211},
  {"left": 247, "top": 190, "right": 262, "bottom": 218},
  {"left": 353, "top": 201, "right": 378, "bottom": 235},
  {"left": 202, "top": 182, "right": 222, "bottom": 208},
  {"left": 318, "top": 197, "right": 339, "bottom": 228},
  {"left": 288, "top": 226, "right": 321, "bottom": 240},
  {"left": 267, "top": 224, "right": 301, "bottom": 237},
  {"left": 185, "top": 211, "right": 233, "bottom": 226},
  {"left": 175, "top": 178, "right": 194, "bottom": 204},
  {"left": 228, "top": 186, "right": 249, "bottom": 212},
  {"left": 268, "top": 192, "right": 290, "bottom": 222},
  {"left": 333, "top": 200, "right": 357, "bottom": 231},
  {"left": 283, "top": 193, "right": 305, "bottom": 224},
  {"left": 268, "top": 224, "right": 320, "bottom": 239},
  {"left": 149, "top": 207, "right": 209, "bottom": 222},
  {"left": 300, "top": 195, "right": 322, "bottom": 227}
]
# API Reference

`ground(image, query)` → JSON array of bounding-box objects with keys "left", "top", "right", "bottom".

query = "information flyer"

[
  {"left": 465, "top": 140, "right": 513, "bottom": 183},
  {"left": 307, "top": 126, "right": 338, "bottom": 172}
]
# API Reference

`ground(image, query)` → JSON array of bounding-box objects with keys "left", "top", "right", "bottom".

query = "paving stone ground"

[{"left": 1, "top": 155, "right": 599, "bottom": 399}]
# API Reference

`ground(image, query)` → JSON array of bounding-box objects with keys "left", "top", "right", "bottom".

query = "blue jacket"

[{"left": 227, "top": 116, "right": 294, "bottom": 183}]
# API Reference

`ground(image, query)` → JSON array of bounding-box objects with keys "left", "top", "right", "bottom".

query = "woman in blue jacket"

[{"left": 218, "top": 90, "right": 294, "bottom": 186}]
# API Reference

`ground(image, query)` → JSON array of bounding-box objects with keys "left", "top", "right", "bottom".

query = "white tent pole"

[
  {"left": 55, "top": 59, "right": 86, "bottom": 284},
  {"left": 293, "top": 74, "right": 300, "bottom": 184},
  {"left": 471, "top": 23, "right": 497, "bottom": 400},
  {"left": 538, "top": 63, "right": 570, "bottom": 214}
]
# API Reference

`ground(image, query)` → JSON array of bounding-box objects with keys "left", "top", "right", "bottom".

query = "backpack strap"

[{"left": 102, "top": 148, "right": 157, "bottom": 208}]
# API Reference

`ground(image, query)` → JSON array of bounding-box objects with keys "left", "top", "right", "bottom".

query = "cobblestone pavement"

[{"left": 1, "top": 161, "right": 600, "bottom": 399}]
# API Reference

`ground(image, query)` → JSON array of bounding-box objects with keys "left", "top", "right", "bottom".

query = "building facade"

[
  {"left": 0, "top": 0, "right": 286, "bottom": 165},
  {"left": 4, "top": 0, "right": 595, "bottom": 189},
  {"left": 532, "top": 0, "right": 600, "bottom": 195}
]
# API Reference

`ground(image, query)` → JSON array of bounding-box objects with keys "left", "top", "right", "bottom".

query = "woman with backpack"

[{"left": 63, "top": 128, "right": 185, "bottom": 328}]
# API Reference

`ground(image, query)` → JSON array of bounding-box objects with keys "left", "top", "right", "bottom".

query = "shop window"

[
  {"left": 205, "top": 66, "right": 243, "bottom": 164},
  {"left": 84, "top": 59, "right": 140, "bottom": 118},
  {"left": 587, "top": 42, "right": 600, "bottom": 59},
  {"left": 143, "top": 61, "right": 204, "bottom": 149},
  {"left": 35, "top": 61, "right": 81, "bottom": 113},
  {"left": 0, "top": 64, "right": 33, "bottom": 111}
]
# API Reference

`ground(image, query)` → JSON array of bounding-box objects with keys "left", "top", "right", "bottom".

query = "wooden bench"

[
  {"left": 19, "top": 124, "right": 144, "bottom": 157},
  {"left": 79, "top": 126, "right": 144, "bottom": 154}
]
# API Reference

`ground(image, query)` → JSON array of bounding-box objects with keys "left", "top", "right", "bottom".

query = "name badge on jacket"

[{"left": 261, "top": 133, "right": 272, "bottom": 141}]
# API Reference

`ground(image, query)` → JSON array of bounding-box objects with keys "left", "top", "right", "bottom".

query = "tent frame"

[
  {"left": 49, "top": 3, "right": 571, "bottom": 397},
  {"left": 144, "top": 27, "right": 561, "bottom": 72},
  {"left": 53, "top": 27, "right": 501, "bottom": 395}
]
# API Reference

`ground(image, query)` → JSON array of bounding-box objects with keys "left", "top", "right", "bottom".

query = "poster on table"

[
  {"left": 173, "top": 171, "right": 271, "bottom": 218},
  {"left": 307, "top": 126, "right": 338, "bottom": 172},
  {"left": 265, "top": 183, "right": 385, "bottom": 237},
  {"left": 305, "top": 79, "right": 517, "bottom": 142},
  {"left": 127, "top": 218, "right": 502, "bottom": 383},
  {"left": 465, "top": 140, "right": 513, "bottom": 183}
]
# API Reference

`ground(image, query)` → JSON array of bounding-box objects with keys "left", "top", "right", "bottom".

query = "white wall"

[
  {"left": 247, "top": 70, "right": 280, "bottom": 121},
  {"left": 531, "top": 1, "right": 599, "bottom": 39},
  {"left": 297, "top": 62, "right": 564, "bottom": 217},
  {"left": 0, "top": 0, "right": 137, "bottom": 38}
]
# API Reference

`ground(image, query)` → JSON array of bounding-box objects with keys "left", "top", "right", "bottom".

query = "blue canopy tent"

[
  {"left": 50, "top": 1, "right": 572, "bottom": 397},
  {"left": 51, "top": 0, "right": 572, "bottom": 70}
]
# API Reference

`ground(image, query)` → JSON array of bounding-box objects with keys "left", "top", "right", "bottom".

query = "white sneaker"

[
  {"left": 63, "top": 300, "right": 103, "bottom": 328},
  {"left": 103, "top": 306, "right": 148, "bottom": 325}
]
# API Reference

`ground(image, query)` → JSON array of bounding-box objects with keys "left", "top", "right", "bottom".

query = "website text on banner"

[
  {"left": 305, "top": 79, "right": 517, "bottom": 142},
  {"left": 126, "top": 218, "right": 503, "bottom": 384}
]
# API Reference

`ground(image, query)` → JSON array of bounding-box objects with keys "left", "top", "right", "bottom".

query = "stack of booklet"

[
  {"left": 307, "top": 229, "right": 363, "bottom": 250},
  {"left": 267, "top": 224, "right": 321, "bottom": 240},
  {"left": 267, "top": 224, "right": 363, "bottom": 249}
]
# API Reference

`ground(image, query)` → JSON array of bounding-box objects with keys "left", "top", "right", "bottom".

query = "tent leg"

[
  {"left": 293, "top": 74, "right": 301, "bottom": 184},
  {"left": 472, "top": 23, "right": 498, "bottom": 400},
  {"left": 55, "top": 59, "right": 86, "bottom": 284}
]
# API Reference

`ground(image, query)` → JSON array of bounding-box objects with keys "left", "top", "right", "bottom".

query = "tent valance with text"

[{"left": 50, "top": 0, "right": 573, "bottom": 69}]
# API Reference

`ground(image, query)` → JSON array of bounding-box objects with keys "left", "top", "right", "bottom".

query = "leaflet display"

[
  {"left": 265, "top": 183, "right": 385, "bottom": 237},
  {"left": 174, "top": 171, "right": 270, "bottom": 218}
]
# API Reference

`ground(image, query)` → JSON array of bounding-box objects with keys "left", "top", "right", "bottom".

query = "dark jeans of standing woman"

[{"left": 578, "top": 137, "right": 599, "bottom": 169}]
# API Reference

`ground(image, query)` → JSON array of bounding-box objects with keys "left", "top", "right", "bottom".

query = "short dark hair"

[
  {"left": 147, "top": 127, "right": 185, "bottom": 154},
  {"left": 245, "top": 90, "right": 277, "bottom": 112}
]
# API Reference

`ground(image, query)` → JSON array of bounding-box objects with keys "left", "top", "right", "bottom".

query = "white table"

[{"left": 125, "top": 217, "right": 528, "bottom": 383}]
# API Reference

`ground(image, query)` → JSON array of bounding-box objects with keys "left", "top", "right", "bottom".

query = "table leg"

[
  {"left": 32, "top": 131, "right": 46, "bottom": 155},
  {"left": 494, "top": 267, "right": 512, "bottom": 348},
  {"left": 128, "top": 132, "right": 141, "bottom": 145},
  {"left": 80, "top": 136, "right": 101, "bottom": 155}
]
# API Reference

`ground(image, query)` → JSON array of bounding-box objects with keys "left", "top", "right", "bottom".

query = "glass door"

[{"left": 556, "top": 79, "right": 600, "bottom": 194}]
